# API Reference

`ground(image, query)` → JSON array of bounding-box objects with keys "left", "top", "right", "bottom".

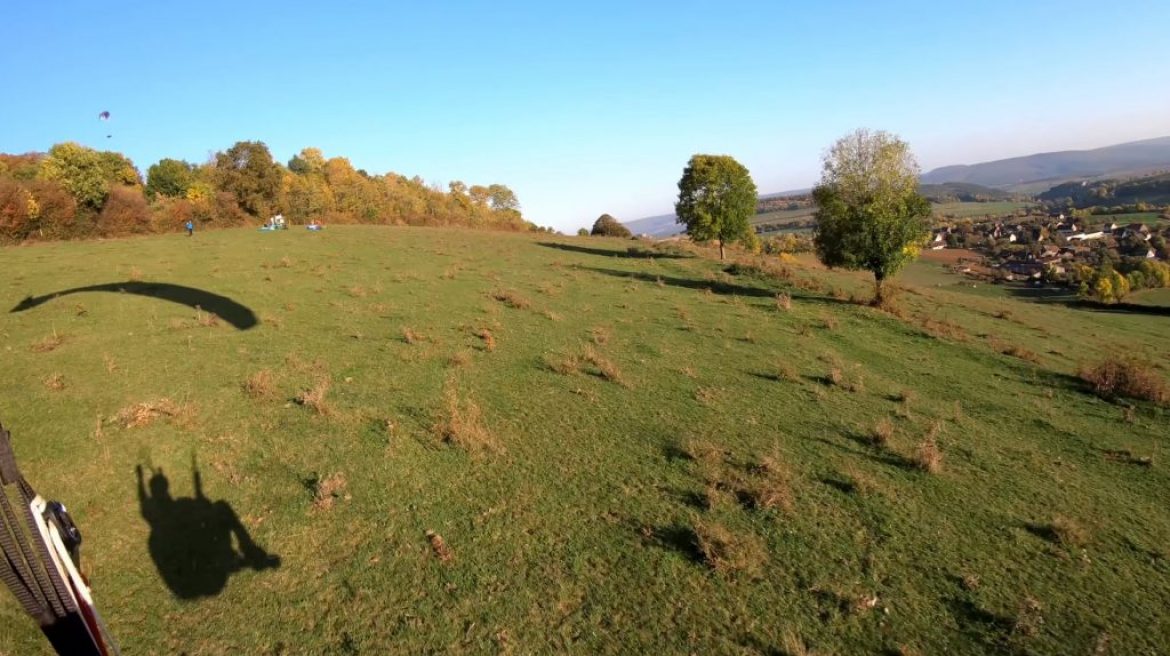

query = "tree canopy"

[
  {"left": 812, "top": 129, "right": 931, "bottom": 303},
  {"left": 674, "top": 154, "right": 758, "bottom": 260},
  {"left": 146, "top": 158, "right": 195, "bottom": 199},
  {"left": 591, "top": 213, "right": 631, "bottom": 238}
]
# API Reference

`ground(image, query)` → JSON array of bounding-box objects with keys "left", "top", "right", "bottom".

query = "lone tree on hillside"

[
  {"left": 675, "top": 154, "right": 758, "bottom": 260},
  {"left": 812, "top": 129, "right": 931, "bottom": 305},
  {"left": 591, "top": 213, "right": 632, "bottom": 238}
]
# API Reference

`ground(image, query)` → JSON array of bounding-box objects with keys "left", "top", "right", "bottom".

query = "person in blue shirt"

[{"left": 185, "top": 220, "right": 194, "bottom": 237}]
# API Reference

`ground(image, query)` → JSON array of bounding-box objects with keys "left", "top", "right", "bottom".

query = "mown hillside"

[{"left": 1, "top": 227, "right": 1167, "bottom": 654}]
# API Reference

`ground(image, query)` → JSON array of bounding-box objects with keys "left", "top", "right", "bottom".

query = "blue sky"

[{"left": 2, "top": 1, "right": 1168, "bottom": 231}]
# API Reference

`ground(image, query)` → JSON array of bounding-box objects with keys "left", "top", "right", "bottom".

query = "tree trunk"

[
  {"left": 872, "top": 273, "right": 885, "bottom": 307},
  {"left": 719, "top": 239, "right": 725, "bottom": 261}
]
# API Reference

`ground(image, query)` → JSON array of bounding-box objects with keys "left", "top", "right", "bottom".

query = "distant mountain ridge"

[{"left": 920, "top": 137, "right": 1170, "bottom": 188}]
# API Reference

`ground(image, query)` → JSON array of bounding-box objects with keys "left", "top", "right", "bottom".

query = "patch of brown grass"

[
  {"left": 448, "top": 350, "right": 472, "bottom": 368},
  {"left": 128, "top": 266, "right": 143, "bottom": 282},
  {"left": 871, "top": 417, "right": 894, "bottom": 447},
  {"left": 475, "top": 328, "right": 497, "bottom": 352},
  {"left": 43, "top": 373, "right": 65, "bottom": 391},
  {"left": 775, "top": 362, "right": 797, "bottom": 382},
  {"left": 589, "top": 325, "right": 611, "bottom": 345},
  {"left": 490, "top": 289, "right": 531, "bottom": 310},
  {"left": 30, "top": 331, "right": 65, "bottom": 353},
  {"left": 744, "top": 455, "right": 794, "bottom": 512},
  {"left": 694, "top": 386, "right": 720, "bottom": 405},
  {"left": 545, "top": 352, "right": 581, "bottom": 376},
  {"left": 311, "top": 472, "right": 349, "bottom": 510},
  {"left": 999, "top": 342, "right": 1040, "bottom": 363},
  {"left": 243, "top": 369, "right": 276, "bottom": 399},
  {"left": 1009, "top": 596, "right": 1045, "bottom": 643},
  {"left": 693, "top": 519, "right": 767, "bottom": 577},
  {"left": 295, "top": 377, "right": 333, "bottom": 416},
  {"left": 433, "top": 385, "right": 500, "bottom": 454},
  {"left": 1078, "top": 357, "right": 1169, "bottom": 405},
  {"left": 113, "top": 398, "right": 194, "bottom": 429},
  {"left": 775, "top": 292, "right": 792, "bottom": 311},
  {"left": 402, "top": 326, "right": 425, "bottom": 345},
  {"left": 920, "top": 317, "right": 969, "bottom": 342},
  {"left": 582, "top": 346, "right": 626, "bottom": 386},
  {"left": 194, "top": 306, "right": 220, "bottom": 328},
  {"left": 821, "top": 315, "right": 839, "bottom": 331},
  {"left": 425, "top": 530, "right": 455, "bottom": 563},
  {"left": 346, "top": 285, "right": 368, "bottom": 298},
  {"left": 103, "top": 354, "right": 119, "bottom": 373},
  {"left": 1049, "top": 515, "right": 1088, "bottom": 548},
  {"left": 913, "top": 435, "right": 943, "bottom": 474}
]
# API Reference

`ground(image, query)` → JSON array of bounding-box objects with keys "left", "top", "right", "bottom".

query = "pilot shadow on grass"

[{"left": 136, "top": 462, "right": 279, "bottom": 599}]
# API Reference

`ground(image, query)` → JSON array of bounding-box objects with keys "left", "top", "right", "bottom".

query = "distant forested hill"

[{"left": 921, "top": 137, "right": 1170, "bottom": 188}]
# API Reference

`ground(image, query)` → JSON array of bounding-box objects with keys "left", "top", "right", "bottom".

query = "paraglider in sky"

[{"left": 99, "top": 111, "right": 110, "bottom": 121}]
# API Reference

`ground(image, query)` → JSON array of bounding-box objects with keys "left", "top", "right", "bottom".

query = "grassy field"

[
  {"left": 931, "top": 201, "right": 1031, "bottom": 219},
  {"left": 1, "top": 227, "right": 1168, "bottom": 655},
  {"left": 1092, "top": 212, "right": 1167, "bottom": 226}
]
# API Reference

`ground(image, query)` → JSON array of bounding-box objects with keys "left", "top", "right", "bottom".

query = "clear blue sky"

[{"left": 2, "top": 1, "right": 1169, "bottom": 231}]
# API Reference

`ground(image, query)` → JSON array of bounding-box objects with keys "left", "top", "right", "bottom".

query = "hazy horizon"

[{"left": 3, "top": 1, "right": 1168, "bottom": 232}]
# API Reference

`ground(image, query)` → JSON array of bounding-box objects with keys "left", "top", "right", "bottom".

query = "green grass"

[
  {"left": 2, "top": 227, "right": 1169, "bottom": 654},
  {"left": 1092, "top": 211, "right": 1167, "bottom": 226},
  {"left": 932, "top": 201, "right": 1031, "bottom": 219}
]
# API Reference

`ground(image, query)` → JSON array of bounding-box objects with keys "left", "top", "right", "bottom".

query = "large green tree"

[
  {"left": 674, "top": 154, "right": 758, "bottom": 260},
  {"left": 145, "top": 158, "right": 195, "bottom": 198},
  {"left": 812, "top": 128, "right": 931, "bottom": 304},
  {"left": 212, "top": 141, "right": 283, "bottom": 218},
  {"left": 37, "top": 142, "right": 138, "bottom": 211}
]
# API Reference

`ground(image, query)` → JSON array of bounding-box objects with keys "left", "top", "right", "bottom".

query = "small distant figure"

[
  {"left": 185, "top": 220, "right": 194, "bottom": 237},
  {"left": 307, "top": 219, "right": 323, "bottom": 231}
]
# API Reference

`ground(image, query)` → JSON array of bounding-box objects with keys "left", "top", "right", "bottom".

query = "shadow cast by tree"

[
  {"left": 136, "top": 462, "right": 279, "bottom": 599},
  {"left": 11, "top": 281, "right": 259, "bottom": 330}
]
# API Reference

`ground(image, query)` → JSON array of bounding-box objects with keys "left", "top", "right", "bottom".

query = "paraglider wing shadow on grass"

[
  {"left": 10, "top": 281, "right": 259, "bottom": 330},
  {"left": 135, "top": 463, "right": 280, "bottom": 600}
]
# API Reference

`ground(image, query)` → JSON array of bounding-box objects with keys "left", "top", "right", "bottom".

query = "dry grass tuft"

[
  {"left": 582, "top": 345, "right": 626, "bottom": 386},
  {"left": 433, "top": 384, "right": 501, "bottom": 454},
  {"left": 475, "top": 328, "right": 497, "bottom": 352},
  {"left": 490, "top": 289, "right": 532, "bottom": 310},
  {"left": 295, "top": 376, "right": 333, "bottom": 416},
  {"left": 194, "top": 306, "right": 221, "bottom": 328},
  {"left": 821, "top": 315, "right": 839, "bottom": 331},
  {"left": 346, "top": 285, "right": 368, "bottom": 298},
  {"left": 1000, "top": 342, "right": 1041, "bottom": 363},
  {"left": 775, "top": 362, "right": 798, "bottom": 382},
  {"left": 103, "top": 354, "right": 119, "bottom": 374},
  {"left": 426, "top": 530, "right": 455, "bottom": 563},
  {"left": 243, "top": 369, "right": 276, "bottom": 399},
  {"left": 114, "top": 398, "right": 194, "bottom": 429},
  {"left": 402, "top": 326, "right": 425, "bottom": 345},
  {"left": 1078, "top": 357, "right": 1168, "bottom": 405},
  {"left": 1049, "top": 515, "right": 1088, "bottom": 548},
  {"left": 781, "top": 632, "right": 814, "bottom": 656},
  {"left": 827, "top": 367, "right": 844, "bottom": 387},
  {"left": 920, "top": 317, "right": 969, "bottom": 342},
  {"left": 775, "top": 292, "right": 792, "bottom": 311},
  {"left": 448, "top": 350, "right": 473, "bottom": 368},
  {"left": 545, "top": 352, "right": 581, "bottom": 376},
  {"left": 694, "top": 386, "right": 720, "bottom": 405},
  {"left": 589, "top": 325, "right": 611, "bottom": 345},
  {"left": 744, "top": 455, "right": 794, "bottom": 512},
  {"left": 1010, "top": 596, "right": 1045, "bottom": 642},
  {"left": 311, "top": 472, "right": 349, "bottom": 510},
  {"left": 871, "top": 418, "right": 895, "bottom": 447},
  {"left": 913, "top": 435, "right": 943, "bottom": 474},
  {"left": 128, "top": 266, "right": 143, "bottom": 282},
  {"left": 31, "top": 331, "right": 65, "bottom": 353},
  {"left": 693, "top": 519, "right": 768, "bottom": 577},
  {"left": 541, "top": 309, "right": 562, "bottom": 321},
  {"left": 43, "top": 373, "right": 65, "bottom": 391}
]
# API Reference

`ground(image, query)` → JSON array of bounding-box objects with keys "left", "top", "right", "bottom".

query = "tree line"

[{"left": 0, "top": 141, "right": 541, "bottom": 244}]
